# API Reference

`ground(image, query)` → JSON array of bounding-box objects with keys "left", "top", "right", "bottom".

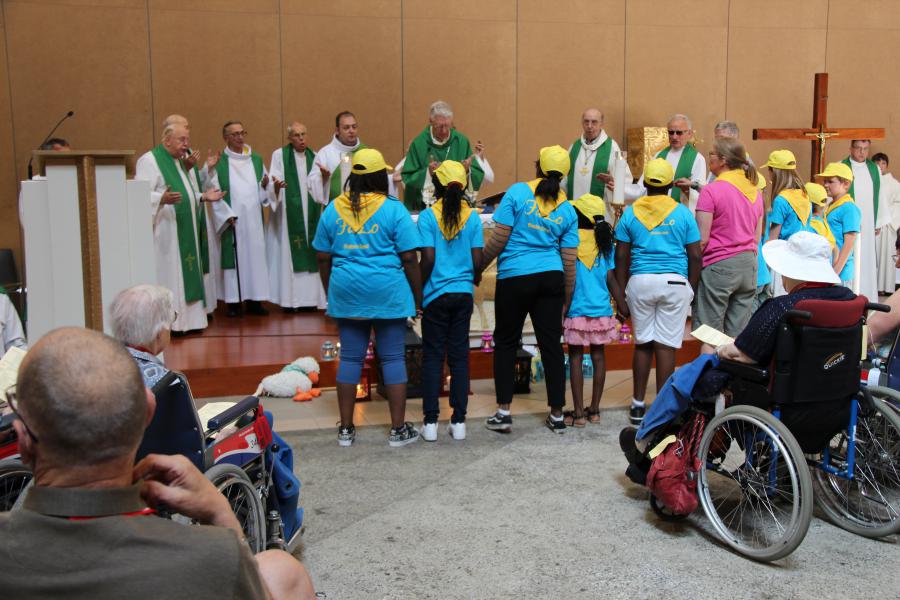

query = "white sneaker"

[
  {"left": 447, "top": 422, "right": 466, "bottom": 440},
  {"left": 422, "top": 422, "right": 438, "bottom": 442}
]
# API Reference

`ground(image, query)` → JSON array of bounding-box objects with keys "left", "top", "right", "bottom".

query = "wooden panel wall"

[{"left": 3, "top": 0, "right": 900, "bottom": 270}]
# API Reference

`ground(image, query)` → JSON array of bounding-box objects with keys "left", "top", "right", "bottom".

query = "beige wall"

[{"left": 3, "top": 0, "right": 900, "bottom": 268}]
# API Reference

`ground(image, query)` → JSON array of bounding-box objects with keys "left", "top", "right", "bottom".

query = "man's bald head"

[
  {"left": 16, "top": 327, "right": 147, "bottom": 467},
  {"left": 162, "top": 114, "right": 189, "bottom": 130},
  {"left": 581, "top": 108, "right": 605, "bottom": 143},
  {"left": 286, "top": 121, "right": 308, "bottom": 152}
]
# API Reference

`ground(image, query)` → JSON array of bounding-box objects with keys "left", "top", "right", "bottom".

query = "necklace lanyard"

[{"left": 67, "top": 507, "right": 156, "bottom": 521}]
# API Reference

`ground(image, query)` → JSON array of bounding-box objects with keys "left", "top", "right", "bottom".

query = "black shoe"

[
  {"left": 629, "top": 405, "right": 645, "bottom": 425},
  {"left": 282, "top": 307, "right": 298, "bottom": 314},
  {"left": 226, "top": 303, "right": 242, "bottom": 318},
  {"left": 619, "top": 427, "right": 643, "bottom": 465},
  {"left": 245, "top": 300, "right": 269, "bottom": 316},
  {"left": 485, "top": 411, "right": 512, "bottom": 432},
  {"left": 545, "top": 414, "right": 566, "bottom": 434},
  {"left": 625, "top": 463, "right": 648, "bottom": 486}
]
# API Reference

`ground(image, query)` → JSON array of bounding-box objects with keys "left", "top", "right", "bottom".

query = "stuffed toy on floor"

[{"left": 258, "top": 356, "right": 321, "bottom": 401}]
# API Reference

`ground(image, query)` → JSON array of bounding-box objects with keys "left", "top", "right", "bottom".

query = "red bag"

[{"left": 645, "top": 413, "right": 706, "bottom": 515}]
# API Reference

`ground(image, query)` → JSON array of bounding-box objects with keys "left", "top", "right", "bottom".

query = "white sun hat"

[{"left": 762, "top": 231, "right": 841, "bottom": 285}]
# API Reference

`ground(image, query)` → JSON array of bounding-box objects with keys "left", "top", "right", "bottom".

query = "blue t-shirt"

[
  {"left": 493, "top": 181, "right": 579, "bottom": 279},
  {"left": 312, "top": 197, "right": 420, "bottom": 319},
  {"left": 770, "top": 195, "right": 812, "bottom": 240},
  {"left": 567, "top": 250, "right": 615, "bottom": 318},
  {"left": 826, "top": 199, "right": 862, "bottom": 282},
  {"left": 418, "top": 208, "right": 484, "bottom": 308},
  {"left": 757, "top": 210, "right": 772, "bottom": 287},
  {"left": 614, "top": 203, "right": 700, "bottom": 277}
]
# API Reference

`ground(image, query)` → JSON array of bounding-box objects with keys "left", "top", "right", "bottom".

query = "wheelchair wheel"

[
  {"left": 205, "top": 463, "right": 266, "bottom": 554},
  {"left": 813, "top": 394, "right": 900, "bottom": 537},
  {"left": 697, "top": 405, "right": 813, "bottom": 562},
  {"left": 0, "top": 460, "right": 33, "bottom": 511}
]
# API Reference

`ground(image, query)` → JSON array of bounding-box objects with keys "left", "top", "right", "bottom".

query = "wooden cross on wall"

[{"left": 753, "top": 73, "right": 885, "bottom": 180}]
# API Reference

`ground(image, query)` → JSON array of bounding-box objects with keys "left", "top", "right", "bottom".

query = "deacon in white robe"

[
  {"left": 135, "top": 123, "right": 228, "bottom": 332},
  {"left": 208, "top": 121, "right": 272, "bottom": 314},
  {"left": 267, "top": 122, "right": 327, "bottom": 310},
  {"left": 565, "top": 108, "right": 632, "bottom": 212},
  {"left": 622, "top": 114, "right": 706, "bottom": 210},
  {"left": 874, "top": 153, "right": 900, "bottom": 293},
  {"left": 844, "top": 140, "right": 890, "bottom": 300},
  {"left": 308, "top": 111, "right": 396, "bottom": 205},
  {"left": 1, "top": 293, "right": 26, "bottom": 351}
]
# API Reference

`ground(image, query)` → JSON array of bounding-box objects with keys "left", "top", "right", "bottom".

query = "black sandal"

[{"left": 563, "top": 410, "right": 586, "bottom": 428}]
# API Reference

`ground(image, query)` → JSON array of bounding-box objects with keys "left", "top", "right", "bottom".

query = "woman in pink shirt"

[{"left": 694, "top": 138, "right": 764, "bottom": 344}]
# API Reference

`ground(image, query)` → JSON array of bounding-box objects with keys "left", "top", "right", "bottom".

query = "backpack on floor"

[{"left": 645, "top": 412, "right": 706, "bottom": 516}]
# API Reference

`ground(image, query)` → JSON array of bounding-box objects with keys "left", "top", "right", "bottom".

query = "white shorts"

[{"left": 625, "top": 273, "right": 694, "bottom": 348}]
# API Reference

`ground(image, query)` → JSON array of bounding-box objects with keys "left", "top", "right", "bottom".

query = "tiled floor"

[{"left": 232, "top": 369, "right": 657, "bottom": 432}]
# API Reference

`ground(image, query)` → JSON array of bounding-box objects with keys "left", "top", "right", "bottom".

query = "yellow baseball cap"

[
  {"left": 644, "top": 158, "right": 675, "bottom": 187},
  {"left": 757, "top": 171, "right": 767, "bottom": 191},
  {"left": 571, "top": 193, "right": 606, "bottom": 219},
  {"left": 761, "top": 149, "right": 797, "bottom": 170},
  {"left": 539, "top": 145, "right": 571, "bottom": 177},
  {"left": 434, "top": 160, "right": 467, "bottom": 187},
  {"left": 351, "top": 148, "right": 393, "bottom": 174},
  {"left": 804, "top": 182, "right": 829, "bottom": 206},
  {"left": 816, "top": 162, "right": 853, "bottom": 182}
]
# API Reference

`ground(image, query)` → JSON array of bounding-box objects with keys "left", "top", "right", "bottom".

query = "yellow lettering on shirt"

[
  {"left": 337, "top": 220, "right": 380, "bottom": 236},
  {"left": 525, "top": 200, "right": 564, "bottom": 224},
  {"left": 527, "top": 222, "right": 550, "bottom": 233},
  {"left": 343, "top": 243, "right": 370, "bottom": 250}
]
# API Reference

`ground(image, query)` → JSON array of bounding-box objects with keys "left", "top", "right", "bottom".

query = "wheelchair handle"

[
  {"left": 206, "top": 395, "right": 260, "bottom": 432},
  {"left": 865, "top": 302, "right": 890, "bottom": 313},
  {"left": 785, "top": 309, "right": 812, "bottom": 321}
]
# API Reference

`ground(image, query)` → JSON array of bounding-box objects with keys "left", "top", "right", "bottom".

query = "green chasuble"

[
  {"left": 843, "top": 158, "right": 881, "bottom": 226},
  {"left": 150, "top": 145, "right": 205, "bottom": 304},
  {"left": 566, "top": 137, "right": 613, "bottom": 198},
  {"left": 658, "top": 144, "right": 699, "bottom": 203},
  {"left": 400, "top": 126, "right": 485, "bottom": 211},
  {"left": 189, "top": 165, "right": 210, "bottom": 275},
  {"left": 216, "top": 151, "right": 264, "bottom": 269},
  {"left": 328, "top": 143, "right": 365, "bottom": 204},
  {"left": 282, "top": 145, "right": 319, "bottom": 272}
]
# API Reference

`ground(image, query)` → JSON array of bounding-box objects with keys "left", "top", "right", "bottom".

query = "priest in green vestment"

[
  {"left": 400, "top": 100, "right": 484, "bottom": 212},
  {"left": 565, "top": 107, "right": 631, "bottom": 215},
  {"left": 267, "top": 122, "right": 327, "bottom": 311}
]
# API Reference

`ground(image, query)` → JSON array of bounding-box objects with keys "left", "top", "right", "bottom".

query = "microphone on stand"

[{"left": 27, "top": 110, "right": 75, "bottom": 179}]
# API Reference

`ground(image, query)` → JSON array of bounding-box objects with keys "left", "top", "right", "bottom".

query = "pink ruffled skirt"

[{"left": 563, "top": 316, "right": 619, "bottom": 346}]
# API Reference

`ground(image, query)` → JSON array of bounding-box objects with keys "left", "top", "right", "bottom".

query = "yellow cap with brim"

[
  {"left": 816, "top": 162, "right": 853, "bottom": 182},
  {"left": 804, "top": 182, "right": 829, "bottom": 206},
  {"left": 435, "top": 160, "right": 467, "bottom": 187},
  {"left": 352, "top": 148, "right": 393, "bottom": 174},
  {"left": 644, "top": 158, "right": 674, "bottom": 187},
  {"left": 762, "top": 149, "right": 797, "bottom": 170},
  {"left": 571, "top": 194, "right": 605, "bottom": 219},
  {"left": 539, "top": 145, "right": 571, "bottom": 177}
]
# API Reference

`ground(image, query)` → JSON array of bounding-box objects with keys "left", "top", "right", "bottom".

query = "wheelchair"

[
  {"left": 648, "top": 295, "right": 900, "bottom": 562},
  {"left": 0, "top": 411, "right": 32, "bottom": 512}
]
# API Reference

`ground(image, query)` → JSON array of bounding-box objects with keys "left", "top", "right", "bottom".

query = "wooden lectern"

[{"left": 20, "top": 150, "right": 156, "bottom": 342}]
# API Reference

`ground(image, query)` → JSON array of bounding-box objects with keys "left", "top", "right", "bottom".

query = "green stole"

[
  {"left": 658, "top": 144, "right": 699, "bottom": 203},
  {"left": 282, "top": 145, "right": 319, "bottom": 272},
  {"left": 189, "top": 165, "right": 210, "bottom": 274},
  {"left": 216, "top": 151, "right": 264, "bottom": 269},
  {"left": 566, "top": 136, "right": 613, "bottom": 198},
  {"left": 150, "top": 144, "right": 205, "bottom": 303},
  {"left": 401, "top": 127, "right": 485, "bottom": 211},
  {"left": 328, "top": 143, "right": 365, "bottom": 204},
  {"left": 842, "top": 158, "right": 881, "bottom": 226}
]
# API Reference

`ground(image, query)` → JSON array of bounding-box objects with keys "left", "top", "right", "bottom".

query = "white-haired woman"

[{"left": 109, "top": 284, "right": 176, "bottom": 388}]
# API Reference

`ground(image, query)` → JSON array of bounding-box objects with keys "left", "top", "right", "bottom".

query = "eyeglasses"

[
  {"left": 668, "top": 130, "right": 688, "bottom": 136},
  {"left": 226, "top": 130, "right": 248, "bottom": 138},
  {"left": 4, "top": 386, "right": 39, "bottom": 443}
]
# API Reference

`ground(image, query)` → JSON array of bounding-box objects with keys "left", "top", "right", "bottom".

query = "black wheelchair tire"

[{"left": 205, "top": 463, "right": 266, "bottom": 554}]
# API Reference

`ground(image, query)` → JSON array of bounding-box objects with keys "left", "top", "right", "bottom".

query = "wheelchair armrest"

[
  {"left": 718, "top": 359, "right": 769, "bottom": 383},
  {"left": 205, "top": 396, "right": 259, "bottom": 433}
]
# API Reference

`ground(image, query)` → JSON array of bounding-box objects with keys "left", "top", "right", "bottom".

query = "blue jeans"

[
  {"left": 336, "top": 318, "right": 408, "bottom": 385},
  {"left": 421, "top": 293, "right": 473, "bottom": 423}
]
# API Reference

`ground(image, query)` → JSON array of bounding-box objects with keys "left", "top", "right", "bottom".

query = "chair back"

[{"left": 136, "top": 370, "right": 206, "bottom": 470}]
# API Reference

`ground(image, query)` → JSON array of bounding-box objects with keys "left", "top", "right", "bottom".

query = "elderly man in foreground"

[{"left": 0, "top": 327, "right": 314, "bottom": 600}]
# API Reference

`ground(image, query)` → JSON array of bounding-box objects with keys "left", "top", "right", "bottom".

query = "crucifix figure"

[{"left": 753, "top": 73, "right": 885, "bottom": 179}]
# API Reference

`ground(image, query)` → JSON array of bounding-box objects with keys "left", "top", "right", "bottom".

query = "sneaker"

[
  {"left": 338, "top": 424, "right": 356, "bottom": 447},
  {"left": 545, "top": 414, "right": 566, "bottom": 434},
  {"left": 422, "top": 422, "right": 438, "bottom": 442},
  {"left": 485, "top": 412, "right": 512, "bottom": 432},
  {"left": 389, "top": 423, "right": 420, "bottom": 447},
  {"left": 629, "top": 404, "right": 646, "bottom": 425},
  {"left": 447, "top": 422, "right": 466, "bottom": 440}
]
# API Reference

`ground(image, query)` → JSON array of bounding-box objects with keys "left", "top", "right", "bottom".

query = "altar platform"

[{"left": 165, "top": 302, "right": 701, "bottom": 398}]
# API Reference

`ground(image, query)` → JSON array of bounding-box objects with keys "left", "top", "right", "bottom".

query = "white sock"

[
  {"left": 550, "top": 413, "right": 564, "bottom": 422},
  {"left": 631, "top": 399, "right": 645, "bottom": 408},
  {"left": 497, "top": 408, "right": 511, "bottom": 417}
]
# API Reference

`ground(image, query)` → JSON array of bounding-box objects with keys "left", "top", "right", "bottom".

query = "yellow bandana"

[
  {"left": 431, "top": 199, "right": 472, "bottom": 241},
  {"left": 825, "top": 194, "right": 854, "bottom": 217},
  {"left": 809, "top": 216, "right": 836, "bottom": 249},
  {"left": 632, "top": 195, "right": 678, "bottom": 231},
  {"left": 577, "top": 229, "right": 599, "bottom": 269},
  {"left": 716, "top": 169, "right": 759, "bottom": 204},
  {"left": 527, "top": 178, "right": 567, "bottom": 217},
  {"left": 780, "top": 188, "right": 811, "bottom": 226},
  {"left": 334, "top": 192, "right": 386, "bottom": 233}
]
